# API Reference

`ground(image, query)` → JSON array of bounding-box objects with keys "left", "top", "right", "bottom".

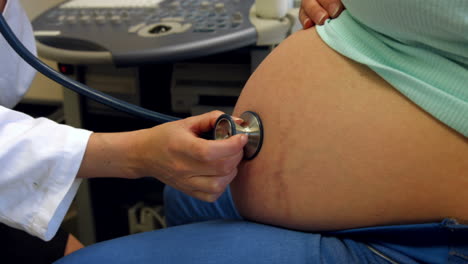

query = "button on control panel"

[
  {"left": 43, "top": 0, "right": 251, "bottom": 35},
  {"left": 33, "top": 0, "right": 256, "bottom": 65}
]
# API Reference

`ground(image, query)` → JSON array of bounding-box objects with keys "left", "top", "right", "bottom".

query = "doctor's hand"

[
  {"left": 300, "top": 0, "right": 344, "bottom": 28},
  {"left": 78, "top": 111, "right": 248, "bottom": 202},
  {"left": 137, "top": 111, "right": 248, "bottom": 202}
]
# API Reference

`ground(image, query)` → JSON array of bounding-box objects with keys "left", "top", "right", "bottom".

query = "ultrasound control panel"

[{"left": 32, "top": 0, "right": 257, "bottom": 66}]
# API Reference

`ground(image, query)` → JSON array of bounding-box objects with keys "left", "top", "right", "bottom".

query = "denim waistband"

[{"left": 329, "top": 219, "right": 468, "bottom": 264}]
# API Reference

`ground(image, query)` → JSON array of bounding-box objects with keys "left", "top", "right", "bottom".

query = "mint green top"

[{"left": 316, "top": 0, "right": 468, "bottom": 136}]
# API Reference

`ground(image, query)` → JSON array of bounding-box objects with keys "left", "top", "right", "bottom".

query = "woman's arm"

[{"left": 230, "top": 28, "right": 468, "bottom": 231}]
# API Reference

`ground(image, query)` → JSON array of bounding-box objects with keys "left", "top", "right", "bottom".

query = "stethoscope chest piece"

[{"left": 214, "top": 111, "right": 264, "bottom": 160}]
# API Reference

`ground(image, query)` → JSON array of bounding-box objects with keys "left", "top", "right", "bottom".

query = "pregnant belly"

[{"left": 229, "top": 28, "right": 468, "bottom": 231}]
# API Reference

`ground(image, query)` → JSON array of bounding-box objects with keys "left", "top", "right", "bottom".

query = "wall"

[{"left": 19, "top": 0, "right": 64, "bottom": 103}]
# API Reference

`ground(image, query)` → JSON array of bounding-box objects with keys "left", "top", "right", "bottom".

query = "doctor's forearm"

[
  {"left": 76, "top": 132, "right": 144, "bottom": 180},
  {"left": 0, "top": 0, "right": 6, "bottom": 12}
]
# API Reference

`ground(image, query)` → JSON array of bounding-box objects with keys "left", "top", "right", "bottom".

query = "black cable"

[{"left": 0, "top": 14, "right": 181, "bottom": 124}]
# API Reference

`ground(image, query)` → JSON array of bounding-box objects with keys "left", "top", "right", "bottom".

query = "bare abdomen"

[{"left": 230, "top": 29, "right": 468, "bottom": 231}]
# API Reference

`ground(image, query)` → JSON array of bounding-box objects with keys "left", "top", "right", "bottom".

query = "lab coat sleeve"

[
  {"left": 0, "top": 107, "right": 92, "bottom": 241},
  {"left": 0, "top": 0, "right": 37, "bottom": 108},
  {"left": 0, "top": 0, "right": 93, "bottom": 241}
]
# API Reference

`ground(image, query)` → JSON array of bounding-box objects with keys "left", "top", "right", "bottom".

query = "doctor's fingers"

[
  {"left": 186, "top": 110, "right": 225, "bottom": 132},
  {"left": 189, "top": 169, "right": 238, "bottom": 201},
  {"left": 300, "top": 0, "right": 344, "bottom": 27},
  {"left": 187, "top": 134, "right": 248, "bottom": 162},
  {"left": 189, "top": 190, "right": 224, "bottom": 203},
  {"left": 168, "top": 170, "right": 237, "bottom": 202},
  {"left": 201, "top": 150, "right": 244, "bottom": 177},
  {"left": 185, "top": 110, "right": 244, "bottom": 132},
  {"left": 171, "top": 149, "right": 243, "bottom": 179}
]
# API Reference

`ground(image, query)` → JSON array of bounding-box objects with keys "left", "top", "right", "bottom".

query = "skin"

[
  {"left": 230, "top": 28, "right": 468, "bottom": 232},
  {"left": 64, "top": 234, "right": 84, "bottom": 255}
]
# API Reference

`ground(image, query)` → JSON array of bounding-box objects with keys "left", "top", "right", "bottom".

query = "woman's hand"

[
  {"left": 133, "top": 111, "right": 248, "bottom": 202},
  {"left": 299, "top": 0, "right": 344, "bottom": 29}
]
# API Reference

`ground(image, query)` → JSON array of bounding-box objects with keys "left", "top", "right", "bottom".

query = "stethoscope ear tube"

[{"left": 214, "top": 111, "right": 264, "bottom": 160}]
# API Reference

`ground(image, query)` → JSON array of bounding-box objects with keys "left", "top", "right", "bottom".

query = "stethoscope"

[{"left": 0, "top": 14, "right": 263, "bottom": 160}]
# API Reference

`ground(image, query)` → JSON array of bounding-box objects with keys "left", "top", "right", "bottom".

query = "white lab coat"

[{"left": 0, "top": 0, "right": 92, "bottom": 241}]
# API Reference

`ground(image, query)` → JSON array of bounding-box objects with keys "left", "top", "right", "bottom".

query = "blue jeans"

[{"left": 56, "top": 186, "right": 468, "bottom": 264}]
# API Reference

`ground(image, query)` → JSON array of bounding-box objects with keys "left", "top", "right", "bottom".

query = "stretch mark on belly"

[{"left": 272, "top": 120, "right": 292, "bottom": 220}]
